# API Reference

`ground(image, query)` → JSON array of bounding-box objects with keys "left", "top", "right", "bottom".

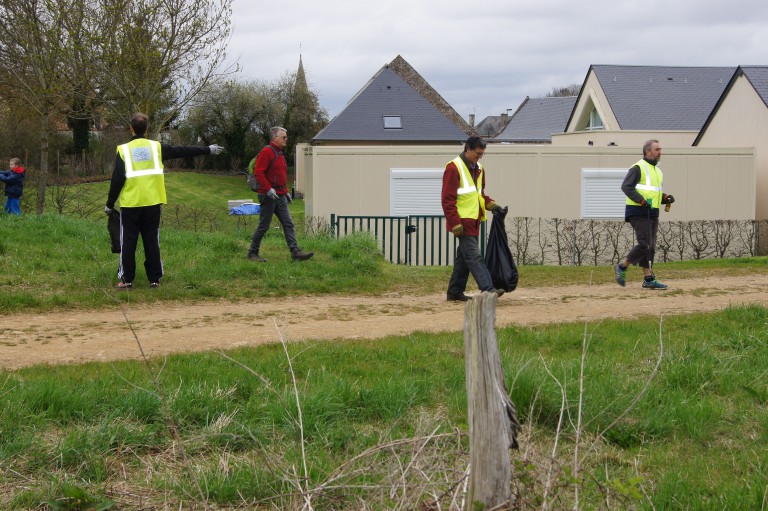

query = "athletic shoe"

[
  {"left": 247, "top": 252, "right": 267, "bottom": 262},
  {"left": 291, "top": 250, "right": 314, "bottom": 261},
  {"left": 149, "top": 282, "right": 160, "bottom": 289},
  {"left": 642, "top": 279, "right": 668, "bottom": 290},
  {"left": 614, "top": 263, "right": 626, "bottom": 287}
]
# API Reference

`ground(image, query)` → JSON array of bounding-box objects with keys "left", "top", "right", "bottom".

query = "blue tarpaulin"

[{"left": 229, "top": 203, "right": 261, "bottom": 215}]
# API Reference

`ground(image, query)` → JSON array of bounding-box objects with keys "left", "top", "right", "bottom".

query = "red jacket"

[
  {"left": 253, "top": 142, "right": 288, "bottom": 195},
  {"left": 441, "top": 157, "right": 493, "bottom": 237}
]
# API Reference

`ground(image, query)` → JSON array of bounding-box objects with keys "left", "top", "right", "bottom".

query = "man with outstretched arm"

[{"left": 105, "top": 112, "right": 224, "bottom": 290}]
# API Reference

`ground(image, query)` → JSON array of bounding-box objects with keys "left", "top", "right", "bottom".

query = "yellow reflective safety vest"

[
  {"left": 450, "top": 156, "right": 487, "bottom": 222},
  {"left": 117, "top": 139, "right": 166, "bottom": 207},
  {"left": 626, "top": 159, "right": 663, "bottom": 208}
]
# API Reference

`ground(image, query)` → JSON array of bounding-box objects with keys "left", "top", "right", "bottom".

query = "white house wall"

[
  {"left": 696, "top": 76, "right": 768, "bottom": 219},
  {"left": 306, "top": 145, "right": 755, "bottom": 222}
]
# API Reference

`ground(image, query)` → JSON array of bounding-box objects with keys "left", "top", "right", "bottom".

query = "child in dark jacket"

[{"left": 0, "top": 158, "right": 25, "bottom": 215}]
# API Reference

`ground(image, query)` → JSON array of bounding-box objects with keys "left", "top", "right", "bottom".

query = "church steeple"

[{"left": 294, "top": 54, "right": 308, "bottom": 95}]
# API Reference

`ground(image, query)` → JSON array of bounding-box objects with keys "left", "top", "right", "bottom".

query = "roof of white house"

[
  {"left": 313, "top": 56, "right": 472, "bottom": 143},
  {"left": 580, "top": 65, "right": 736, "bottom": 131},
  {"left": 494, "top": 96, "right": 577, "bottom": 143}
]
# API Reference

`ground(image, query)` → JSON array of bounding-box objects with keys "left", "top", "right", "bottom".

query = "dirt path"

[{"left": 2, "top": 275, "right": 767, "bottom": 370}]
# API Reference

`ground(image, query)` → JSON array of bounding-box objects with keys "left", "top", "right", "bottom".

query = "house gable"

[{"left": 313, "top": 56, "right": 471, "bottom": 143}]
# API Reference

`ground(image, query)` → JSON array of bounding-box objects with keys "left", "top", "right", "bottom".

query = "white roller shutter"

[
  {"left": 581, "top": 168, "right": 626, "bottom": 219},
  {"left": 390, "top": 168, "right": 444, "bottom": 216}
]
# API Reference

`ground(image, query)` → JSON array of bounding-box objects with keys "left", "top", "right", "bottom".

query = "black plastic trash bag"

[
  {"left": 107, "top": 209, "right": 121, "bottom": 254},
  {"left": 484, "top": 206, "right": 518, "bottom": 292}
]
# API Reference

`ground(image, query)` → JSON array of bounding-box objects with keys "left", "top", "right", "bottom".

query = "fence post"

[{"left": 464, "top": 291, "right": 520, "bottom": 509}]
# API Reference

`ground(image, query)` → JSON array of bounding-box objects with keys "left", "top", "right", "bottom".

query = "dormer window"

[{"left": 383, "top": 115, "right": 402, "bottom": 129}]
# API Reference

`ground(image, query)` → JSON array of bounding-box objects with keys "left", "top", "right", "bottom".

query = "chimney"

[
  {"left": 501, "top": 112, "right": 508, "bottom": 126},
  {"left": 469, "top": 113, "right": 475, "bottom": 128}
]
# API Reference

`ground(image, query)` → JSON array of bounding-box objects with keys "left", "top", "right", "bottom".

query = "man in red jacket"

[
  {"left": 441, "top": 136, "right": 504, "bottom": 301},
  {"left": 247, "top": 127, "right": 313, "bottom": 262}
]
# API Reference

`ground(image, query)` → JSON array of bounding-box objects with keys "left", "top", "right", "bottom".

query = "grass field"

[{"left": 1, "top": 173, "right": 767, "bottom": 510}]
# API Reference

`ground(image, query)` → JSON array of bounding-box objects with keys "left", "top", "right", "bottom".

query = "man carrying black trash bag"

[
  {"left": 485, "top": 206, "right": 518, "bottom": 293},
  {"left": 441, "top": 136, "right": 507, "bottom": 302}
]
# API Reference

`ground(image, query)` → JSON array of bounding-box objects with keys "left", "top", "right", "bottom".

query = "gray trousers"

[
  {"left": 626, "top": 215, "right": 658, "bottom": 269},
  {"left": 447, "top": 235, "right": 495, "bottom": 296},
  {"left": 248, "top": 194, "right": 298, "bottom": 254}
]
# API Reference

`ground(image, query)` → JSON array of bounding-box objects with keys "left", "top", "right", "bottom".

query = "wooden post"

[{"left": 465, "top": 291, "right": 520, "bottom": 510}]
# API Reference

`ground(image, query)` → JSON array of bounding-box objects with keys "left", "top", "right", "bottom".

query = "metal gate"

[{"left": 331, "top": 214, "right": 486, "bottom": 266}]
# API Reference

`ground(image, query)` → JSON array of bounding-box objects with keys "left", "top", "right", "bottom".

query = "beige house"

[{"left": 295, "top": 62, "right": 761, "bottom": 234}]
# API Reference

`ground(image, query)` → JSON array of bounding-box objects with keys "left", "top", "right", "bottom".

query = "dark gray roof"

[
  {"left": 494, "top": 96, "right": 577, "bottom": 143},
  {"left": 742, "top": 66, "right": 768, "bottom": 107},
  {"left": 591, "top": 65, "right": 736, "bottom": 130},
  {"left": 474, "top": 115, "right": 505, "bottom": 138},
  {"left": 313, "top": 64, "right": 469, "bottom": 142}
]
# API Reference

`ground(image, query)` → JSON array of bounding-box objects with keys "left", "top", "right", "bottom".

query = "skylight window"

[{"left": 383, "top": 115, "right": 402, "bottom": 129}]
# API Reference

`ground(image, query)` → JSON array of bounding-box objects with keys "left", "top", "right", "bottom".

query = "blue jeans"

[
  {"left": 248, "top": 194, "right": 298, "bottom": 254},
  {"left": 4, "top": 197, "right": 20, "bottom": 215},
  {"left": 447, "top": 235, "right": 495, "bottom": 296}
]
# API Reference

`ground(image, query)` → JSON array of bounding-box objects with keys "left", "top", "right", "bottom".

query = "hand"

[
  {"left": 208, "top": 144, "right": 224, "bottom": 155},
  {"left": 267, "top": 188, "right": 279, "bottom": 200},
  {"left": 642, "top": 198, "right": 653, "bottom": 208},
  {"left": 451, "top": 224, "right": 464, "bottom": 237},
  {"left": 285, "top": 192, "right": 292, "bottom": 204},
  {"left": 664, "top": 194, "right": 675, "bottom": 204},
  {"left": 104, "top": 206, "right": 113, "bottom": 215}
]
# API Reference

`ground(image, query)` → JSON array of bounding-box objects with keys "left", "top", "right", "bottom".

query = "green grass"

[{"left": 1, "top": 306, "right": 767, "bottom": 509}]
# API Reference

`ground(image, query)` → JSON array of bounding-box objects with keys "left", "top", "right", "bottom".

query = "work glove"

[
  {"left": 642, "top": 198, "right": 653, "bottom": 208},
  {"left": 285, "top": 192, "right": 292, "bottom": 204},
  {"left": 208, "top": 144, "right": 224, "bottom": 155},
  {"left": 267, "top": 188, "right": 279, "bottom": 201},
  {"left": 104, "top": 205, "right": 113, "bottom": 215},
  {"left": 451, "top": 224, "right": 464, "bottom": 237},
  {"left": 663, "top": 194, "right": 675, "bottom": 204}
]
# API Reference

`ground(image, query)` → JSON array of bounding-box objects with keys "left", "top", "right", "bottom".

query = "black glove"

[
  {"left": 664, "top": 194, "right": 675, "bottom": 204},
  {"left": 285, "top": 192, "right": 292, "bottom": 204},
  {"left": 104, "top": 205, "right": 113, "bottom": 215}
]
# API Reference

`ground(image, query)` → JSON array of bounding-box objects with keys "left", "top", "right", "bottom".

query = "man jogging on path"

[{"left": 614, "top": 139, "right": 676, "bottom": 289}]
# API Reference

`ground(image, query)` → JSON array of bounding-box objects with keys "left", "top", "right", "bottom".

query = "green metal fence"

[{"left": 331, "top": 214, "right": 486, "bottom": 266}]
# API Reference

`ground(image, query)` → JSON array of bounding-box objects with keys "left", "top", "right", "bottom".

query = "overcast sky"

[{"left": 227, "top": 0, "right": 768, "bottom": 122}]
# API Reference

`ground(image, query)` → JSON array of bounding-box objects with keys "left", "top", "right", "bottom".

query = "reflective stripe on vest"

[
  {"left": 626, "top": 159, "right": 663, "bottom": 208},
  {"left": 450, "top": 156, "right": 487, "bottom": 222},
  {"left": 117, "top": 139, "right": 166, "bottom": 207}
]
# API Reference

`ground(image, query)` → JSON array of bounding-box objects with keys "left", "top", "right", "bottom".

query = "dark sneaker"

[
  {"left": 642, "top": 279, "right": 668, "bottom": 290},
  {"left": 149, "top": 282, "right": 159, "bottom": 289},
  {"left": 447, "top": 293, "right": 471, "bottom": 302},
  {"left": 291, "top": 250, "right": 314, "bottom": 261},
  {"left": 614, "top": 263, "right": 626, "bottom": 287},
  {"left": 115, "top": 279, "right": 132, "bottom": 290},
  {"left": 495, "top": 289, "right": 505, "bottom": 297},
  {"left": 247, "top": 252, "right": 267, "bottom": 262}
]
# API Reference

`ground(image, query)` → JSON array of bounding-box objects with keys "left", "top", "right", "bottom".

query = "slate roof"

[
  {"left": 313, "top": 56, "right": 472, "bottom": 143},
  {"left": 474, "top": 115, "right": 505, "bottom": 138},
  {"left": 494, "top": 96, "right": 577, "bottom": 143},
  {"left": 587, "top": 65, "right": 736, "bottom": 130},
  {"left": 742, "top": 66, "right": 768, "bottom": 107}
]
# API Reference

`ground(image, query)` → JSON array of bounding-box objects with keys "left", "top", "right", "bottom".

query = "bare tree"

[
  {"left": 0, "top": 0, "right": 73, "bottom": 213},
  {"left": 92, "top": 0, "right": 235, "bottom": 133},
  {"left": 546, "top": 83, "right": 581, "bottom": 97}
]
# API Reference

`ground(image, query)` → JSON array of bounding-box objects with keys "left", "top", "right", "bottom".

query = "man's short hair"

[
  {"left": 9, "top": 158, "right": 20, "bottom": 166},
  {"left": 464, "top": 136, "right": 487, "bottom": 152},
  {"left": 131, "top": 113, "right": 149, "bottom": 136},
  {"left": 270, "top": 126, "right": 287, "bottom": 140},
  {"left": 642, "top": 139, "right": 659, "bottom": 156}
]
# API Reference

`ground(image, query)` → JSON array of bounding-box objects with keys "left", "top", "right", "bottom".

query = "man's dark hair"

[
  {"left": 130, "top": 113, "right": 149, "bottom": 136},
  {"left": 464, "top": 136, "right": 487, "bottom": 152}
]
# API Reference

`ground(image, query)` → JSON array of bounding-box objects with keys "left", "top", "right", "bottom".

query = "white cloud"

[{"left": 228, "top": 0, "right": 768, "bottom": 121}]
